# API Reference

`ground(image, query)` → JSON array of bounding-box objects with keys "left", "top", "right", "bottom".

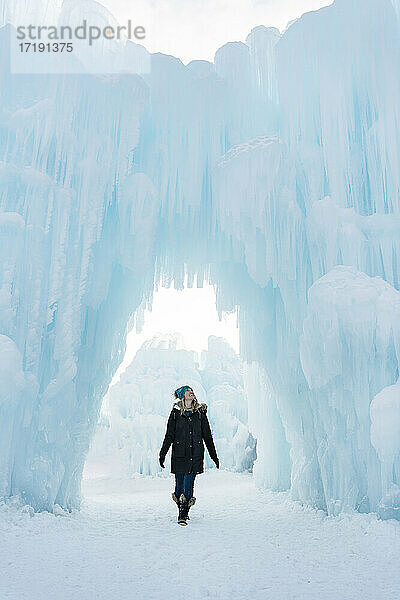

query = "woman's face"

[{"left": 184, "top": 388, "right": 195, "bottom": 402}]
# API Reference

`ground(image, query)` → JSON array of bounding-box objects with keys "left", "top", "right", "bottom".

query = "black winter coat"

[{"left": 159, "top": 402, "right": 218, "bottom": 474}]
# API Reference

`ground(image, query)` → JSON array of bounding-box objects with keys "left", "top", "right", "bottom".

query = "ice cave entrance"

[{"left": 83, "top": 278, "right": 258, "bottom": 483}]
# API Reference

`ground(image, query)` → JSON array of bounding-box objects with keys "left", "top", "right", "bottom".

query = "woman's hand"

[{"left": 159, "top": 456, "right": 165, "bottom": 468}]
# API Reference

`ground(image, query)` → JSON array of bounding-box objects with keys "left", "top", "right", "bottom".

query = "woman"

[{"left": 159, "top": 385, "right": 220, "bottom": 525}]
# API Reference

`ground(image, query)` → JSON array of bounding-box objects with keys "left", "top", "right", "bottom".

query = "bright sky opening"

[
  {"left": 99, "top": 0, "right": 333, "bottom": 64},
  {"left": 111, "top": 281, "right": 239, "bottom": 385}
]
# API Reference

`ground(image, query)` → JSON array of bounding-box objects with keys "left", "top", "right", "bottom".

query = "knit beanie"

[{"left": 174, "top": 385, "right": 192, "bottom": 400}]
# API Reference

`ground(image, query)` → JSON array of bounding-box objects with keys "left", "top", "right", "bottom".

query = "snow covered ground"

[{"left": 0, "top": 470, "right": 399, "bottom": 600}]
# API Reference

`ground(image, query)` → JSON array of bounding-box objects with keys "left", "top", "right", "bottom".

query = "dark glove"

[
  {"left": 159, "top": 456, "right": 165, "bottom": 469},
  {"left": 214, "top": 457, "right": 219, "bottom": 469}
]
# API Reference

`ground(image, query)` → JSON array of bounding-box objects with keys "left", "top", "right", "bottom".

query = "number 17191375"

[{"left": 19, "top": 42, "right": 73, "bottom": 52}]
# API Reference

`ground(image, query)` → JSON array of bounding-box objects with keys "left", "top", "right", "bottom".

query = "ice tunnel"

[{"left": 1, "top": 0, "right": 400, "bottom": 519}]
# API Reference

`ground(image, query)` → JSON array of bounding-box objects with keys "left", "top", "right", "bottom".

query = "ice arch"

[{"left": 1, "top": 0, "right": 400, "bottom": 517}]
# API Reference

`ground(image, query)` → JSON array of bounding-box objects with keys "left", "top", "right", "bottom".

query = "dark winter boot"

[
  {"left": 186, "top": 496, "right": 196, "bottom": 520},
  {"left": 178, "top": 493, "right": 188, "bottom": 526},
  {"left": 172, "top": 492, "right": 179, "bottom": 506}
]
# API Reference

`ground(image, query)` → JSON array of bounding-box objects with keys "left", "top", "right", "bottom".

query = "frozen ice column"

[{"left": 300, "top": 266, "right": 400, "bottom": 515}]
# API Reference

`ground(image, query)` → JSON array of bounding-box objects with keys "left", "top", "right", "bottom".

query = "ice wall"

[
  {"left": 0, "top": 20, "right": 156, "bottom": 509},
  {"left": 212, "top": 0, "right": 400, "bottom": 515},
  {"left": 300, "top": 267, "right": 400, "bottom": 515},
  {"left": 200, "top": 336, "right": 256, "bottom": 472},
  {"left": 1, "top": 0, "right": 400, "bottom": 517},
  {"left": 243, "top": 361, "right": 291, "bottom": 492},
  {"left": 371, "top": 380, "right": 400, "bottom": 519}
]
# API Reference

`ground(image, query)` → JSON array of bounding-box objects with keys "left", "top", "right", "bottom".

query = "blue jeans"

[{"left": 174, "top": 473, "right": 196, "bottom": 501}]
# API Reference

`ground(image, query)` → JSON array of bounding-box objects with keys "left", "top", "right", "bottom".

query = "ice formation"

[
  {"left": 1, "top": 0, "right": 400, "bottom": 517},
  {"left": 84, "top": 334, "right": 256, "bottom": 478}
]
